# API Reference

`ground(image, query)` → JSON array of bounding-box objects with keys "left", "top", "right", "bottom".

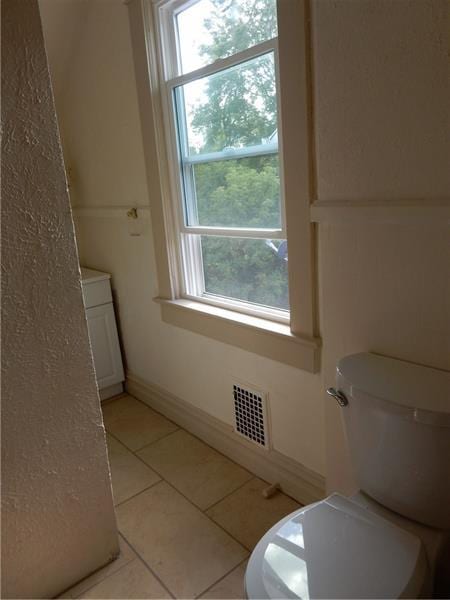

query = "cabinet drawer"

[{"left": 82, "top": 279, "right": 112, "bottom": 309}]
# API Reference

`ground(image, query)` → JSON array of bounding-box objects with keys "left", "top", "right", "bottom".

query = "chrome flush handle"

[{"left": 327, "top": 387, "right": 349, "bottom": 407}]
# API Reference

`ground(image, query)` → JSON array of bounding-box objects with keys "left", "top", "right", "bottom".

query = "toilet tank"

[{"left": 337, "top": 353, "right": 450, "bottom": 530}]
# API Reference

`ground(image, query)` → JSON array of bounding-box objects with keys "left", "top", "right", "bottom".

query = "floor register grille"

[{"left": 233, "top": 383, "right": 269, "bottom": 448}]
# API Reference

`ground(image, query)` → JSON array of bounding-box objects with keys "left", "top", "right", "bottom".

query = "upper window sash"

[
  {"left": 165, "top": 30, "right": 285, "bottom": 237},
  {"left": 168, "top": 41, "right": 280, "bottom": 172},
  {"left": 165, "top": 38, "right": 278, "bottom": 85}
]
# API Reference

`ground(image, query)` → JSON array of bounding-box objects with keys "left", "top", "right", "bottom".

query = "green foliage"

[
  {"left": 200, "top": 0, "right": 277, "bottom": 61},
  {"left": 191, "top": 53, "right": 277, "bottom": 151},
  {"left": 202, "top": 236, "right": 289, "bottom": 310},
  {"left": 187, "top": 0, "right": 288, "bottom": 310},
  {"left": 195, "top": 156, "right": 280, "bottom": 228}
]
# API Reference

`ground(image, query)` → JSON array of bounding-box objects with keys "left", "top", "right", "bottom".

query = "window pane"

[
  {"left": 176, "top": 0, "right": 278, "bottom": 75},
  {"left": 201, "top": 236, "right": 289, "bottom": 310},
  {"left": 190, "top": 155, "right": 281, "bottom": 228},
  {"left": 175, "top": 52, "right": 277, "bottom": 157}
]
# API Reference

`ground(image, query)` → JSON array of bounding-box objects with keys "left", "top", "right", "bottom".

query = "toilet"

[{"left": 245, "top": 353, "right": 450, "bottom": 599}]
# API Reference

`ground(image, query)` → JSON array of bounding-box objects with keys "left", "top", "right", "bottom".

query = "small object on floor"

[{"left": 262, "top": 483, "right": 280, "bottom": 499}]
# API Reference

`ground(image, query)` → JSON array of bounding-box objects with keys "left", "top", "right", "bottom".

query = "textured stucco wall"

[{"left": 1, "top": 1, "right": 119, "bottom": 598}]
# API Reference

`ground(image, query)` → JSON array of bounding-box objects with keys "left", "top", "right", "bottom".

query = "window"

[
  {"left": 129, "top": 0, "right": 320, "bottom": 371},
  {"left": 158, "top": 0, "right": 289, "bottom": 320}
]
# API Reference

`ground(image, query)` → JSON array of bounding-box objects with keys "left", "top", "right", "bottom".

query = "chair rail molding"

[
  {"left": 72, "top": 205, "right": 151, "bottom": 219},
  {"left": 310, "top": 199, "right": 450, "bottom": 224}
]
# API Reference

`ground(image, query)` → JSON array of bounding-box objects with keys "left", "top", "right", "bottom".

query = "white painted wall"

[
  {"left": 1, "top": 2, "right": 119, "bottom": 598},
  {"left": 42, "top": 0, "right": 326, "bottom": 477},
  {"left": 312, "top": 0, "right": 450, "bottom": 492},
  {"left": 313, "top": 0, "right": 449, "bottom": 201},
  {"left": 40, "top": 0, "right": 449, "bottom": 491}
]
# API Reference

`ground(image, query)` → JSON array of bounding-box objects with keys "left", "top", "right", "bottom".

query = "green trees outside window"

[{"left": 179, "top": 0, "right": 289, "bottom": 311}]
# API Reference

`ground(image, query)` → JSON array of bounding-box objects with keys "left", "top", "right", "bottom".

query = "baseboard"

[
  {"left": 99, "top": 382, "right": 124, "bottom": 401},
  {"left": 126, "top": 372, "right": 326, "bottom": 505}
]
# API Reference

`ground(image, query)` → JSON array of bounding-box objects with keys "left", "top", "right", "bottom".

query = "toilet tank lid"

[{"left": 338, "top": 353, "right": 450, "bottom": 416}]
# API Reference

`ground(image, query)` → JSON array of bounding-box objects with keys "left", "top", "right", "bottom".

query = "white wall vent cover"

[{"left": 233, "top": 383, "right": 269, "bottom": 448}]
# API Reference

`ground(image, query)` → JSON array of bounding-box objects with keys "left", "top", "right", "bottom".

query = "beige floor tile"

[
  {"left": 79, "top": 559, "right": 171, "bottom": 599},
  {"left": 116, "top": 481, "right": 248, "bottom": 599},
  {"left": 62, "top": 535, "right": 137, "bottom": 598},
  {"left": 206, "top": 478, "right": 300, "bottom": 550},
  {"left": 106, "top": 434, "right": 161, "bottom": 505},
  {"left": 102, "top": 395, "right": 178, "bottom": 451},
  {"left": 199, "top": 561, "right": 247, "bottom": 599},
  {"left": 137, "top": 430, "right": 253, "bottom": 510}
]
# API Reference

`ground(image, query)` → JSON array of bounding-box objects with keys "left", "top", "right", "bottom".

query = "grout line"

[
  {"left": 105, "top": 402, "right": 253, "bottom": 515},
  {"left": 104, "top": 404, "right": 255, "bottom": 551},
  {"left": 56, "top": 535, "right": 136, "bottom": 598},
  {"left": 134, "top": 441, "right": 254, "bottom": 514},
  {"left": 116, "top": 532, "right": 176, "bottom": 600},
  {"left": 202, "top": 475, "right": 255, "bottom": 512},
  {"left": 100, "top": 392, "right": 129, "bottom": 407},
  {"left": 64, "top": 533, "right": 136, "bottom": 599},
  {"left": 105, "top": 427, "right": 177, "bottom": 469},
  {"left": 121, "top": 390, "right": 181, "bottom": 431},
  {"left": 102, "top": 396, "right": 258, "bottom": 593},
  {"left": 161, "top": 480, "right": 252, "bottom": 555},
  {"left": 133, "top": 427, "right": 180, "bottom": 453},
  {"left": 116, "top": 476, "right": 249, "bottom": 599},
  {"left": 194, "top": 556, "right": 249, "bottom": 599},
  {"left": 114, "top": 478, "right": 164, "bottom": 508},
  {"left": 71, "top": 558, "right": 136, "bottom": 599}
]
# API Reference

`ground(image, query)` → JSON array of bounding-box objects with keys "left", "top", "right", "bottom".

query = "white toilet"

[{"left": 245, "top": 353, "right": 450, "bottom": 599}]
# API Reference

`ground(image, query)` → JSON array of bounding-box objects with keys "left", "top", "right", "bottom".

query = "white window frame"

[
  {"left": 156, "top": 2, "right": 289, "bottom": 323},
  {"left": 127, "top": 0, "right": 321, "bottom": 372}
]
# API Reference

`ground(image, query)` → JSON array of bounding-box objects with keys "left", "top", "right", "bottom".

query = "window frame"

[
  {"left": 127, "top": 0, "right": 320, "bottom": 372},
  {"left": 157, "top": 4, "right": 289, "bottom": 322}
]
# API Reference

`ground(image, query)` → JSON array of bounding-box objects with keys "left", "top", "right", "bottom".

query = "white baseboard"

[
  {"left": 99, "top": 382, "right": 124, "bottom": 401},
  {"left": 126, "top": 372, "right": 325, "bottom": 505}
]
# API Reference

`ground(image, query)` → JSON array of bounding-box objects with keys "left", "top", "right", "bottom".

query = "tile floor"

[{"left": 60, "top": 393, "right": 301, "bottom": 599}]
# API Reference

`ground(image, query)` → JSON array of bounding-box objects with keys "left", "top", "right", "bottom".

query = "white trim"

[
  {"left": 130, "top": 0, "right": 180, "bottom": 297},
  {"left": 310, "top": 200, "right": 450, "bottom": 224},
  {"left": 276, "top": 0, "right": 316, "bottom": 338},
  {"left": 126, "top": 0, "right": 319, "bottom": 372},
  {"left": 125, "top": 372, "right": 326, "bottom": 505},
  {"left": 273, "top": 43, "right": 287, "bottom": 237},
  {"left": 155, "top": 297, "right": 320, "bottom": 372},
  {"left": 180, "top": 226, "right": 284, "bottom": 239},
  {"left": 182, "top": 142, "right": 278, "bottom": 166},
  {"left": 166, "top": 38, "right": 277, "bottom": 86},
  {"left": 73, "top": 206, "right": 151, "bottom": 219},
  {"left": 181, "top": 234, "right": 204, "bottom": 296},
  {"left": 183, "top": 292, "right": 290, "bottom": 324},
  {"left": 155, "top": 0, "right": 287, "bottom": 313}
]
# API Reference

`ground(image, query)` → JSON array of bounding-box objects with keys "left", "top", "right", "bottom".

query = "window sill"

[{"left": 154, "top": 297, "right": 321, "bottom": 373}]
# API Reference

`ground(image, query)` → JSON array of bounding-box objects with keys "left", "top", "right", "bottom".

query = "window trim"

[
  {"left": 160, "top": 21, "right": 288, "bottom": 319},
  {"left": 127, "top": 0, "right": 320, "bottom": 372}
]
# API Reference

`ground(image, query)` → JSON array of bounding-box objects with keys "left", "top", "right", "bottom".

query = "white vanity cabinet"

[{"left": 81, "top": 267, "right": 124, "bottom": 400}]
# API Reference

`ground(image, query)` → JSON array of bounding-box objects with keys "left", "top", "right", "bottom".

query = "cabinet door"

[{"left": 85, "top": 303, "right": 124, "bottom": 389}]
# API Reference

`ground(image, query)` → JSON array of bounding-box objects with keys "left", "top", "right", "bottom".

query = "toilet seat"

[{"left": 245, "top": 493, "right": 428, "bottom": 599}]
